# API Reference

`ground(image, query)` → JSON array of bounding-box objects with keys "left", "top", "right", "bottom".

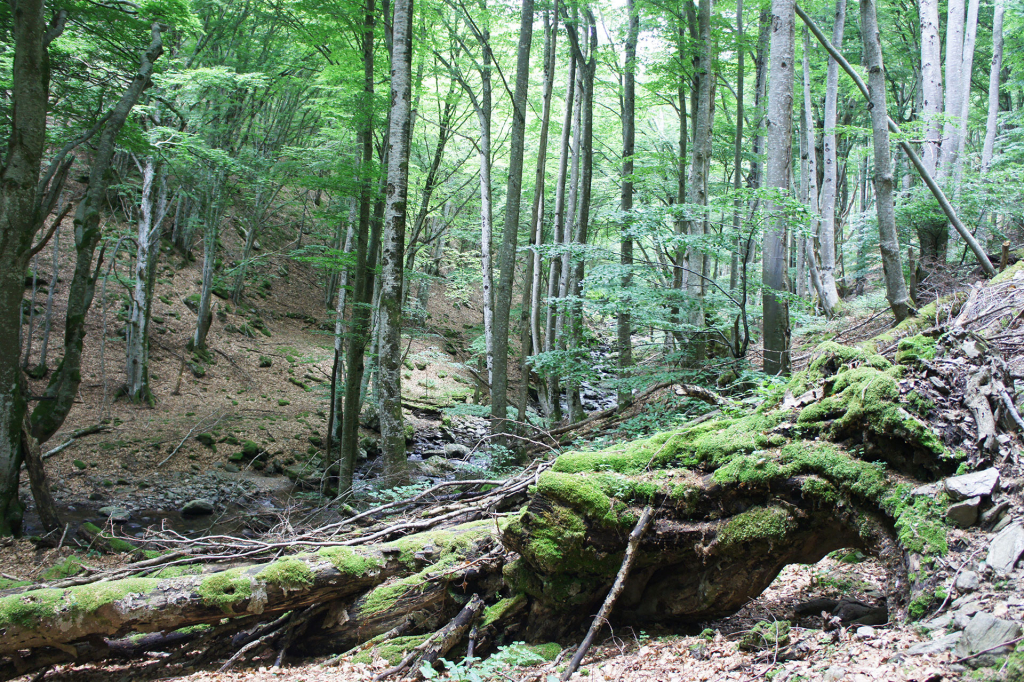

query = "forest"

[{"left": 2, "top": 0, "right": 1024, "bottom": 677}]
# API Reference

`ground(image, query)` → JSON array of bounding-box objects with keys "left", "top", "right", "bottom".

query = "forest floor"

[{"left": 5, "top": 219, "right": 1024, "bottom": 681}]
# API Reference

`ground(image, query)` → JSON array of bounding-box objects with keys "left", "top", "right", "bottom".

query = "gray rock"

[
  {"left": 855, "top": 626, "right": 875, "bottom": 639},
  {"left": 920, "top": 614, "right": 953, "bottom": 632},
  {"left": 98, "top": 506, "right": 131, "bottom": 523},
  {"left": 944, "top": 468, "right": 1000, "bottom": 501},
  {"left": 822, "top": 666, "right": 847, "bottom": 682},
  {"left": 987, "top": 521, "right": 1024, "bottom": 576},
  {"left": 906, "top": 632, "right": 961, "bottom": 655},
  {"left": 955, "top": 570, "right": 980, "bottom": 593},
  {"left": 981, "top": 500, "right": 1011, "bottom": 528},
  {"left": 181, "top": 499, "right": 215, "bottom": 516},
  {"left": 954, "top": 613, "right": 1022, "bottom": 667},
  {"left": 443, "top": 443, "right": 471, "bottom": 458},
  {"left": 947, "top": 497, "right": 981, "bottom": 528}
]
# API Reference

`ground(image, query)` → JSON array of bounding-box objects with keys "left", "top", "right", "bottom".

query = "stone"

[
  {"left": 224, "top": 463, "right": 241, "bottom": 473},
  {"left": 822, "top": 666, "right": 847, "bottom": 682},
  {"left": 920, "top": 614, "right": 953, "bottom": 632},
  {"left": 905, "top": 632, "right": 961, "bottom": 655},
  {"left": 196, "top": 433, "right": 215, "bottom": 447},
  {"left": 443, "top": 443, "right": 471, "bottom": 458},
  {"left": 987, "top": 521, "right": 1024, "bottom": 576},
  {"left": 955, "top": 570, "right": 980, "bottom": 593},
  {"left": 946, "top": 497, "right": 981, "bottom": 528},
  {"left": 98, "top": 506, "right": 130, "bottom": 523},
  {"left": 944, "top": 468, "right": 999, "bottom": 501},
  {"left": 981, "top": 501, "right": 1010, "bottom": 528},
  {"left": 954, "top": 613, "right": 1022, "bottom": 667},
  {"left": 181, "top": 499, "right": 215, "bottom": 516},
  {"left": 855, "top": 626, "right": 875, "bottom": 639}
]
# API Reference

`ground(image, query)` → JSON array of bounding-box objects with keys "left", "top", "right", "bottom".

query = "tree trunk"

[
  {"left": 618, "top": 0, "right": 638, "bottom": 409},
  {"left": 191, "top": 184, "right": 221, "bottom": 353},
  {"left": 762, "top": 0, "right": 795, "bottom": 376},
  {"left": 860, "top": 0, "right": 911, "bottom": 321},
  {"left": 126, "top": 156, "right": 169, "bottom": 405},
  {"left": 729, "top": 0, "right": 744, "bottom": 294},
  {"left": 490, "top": 0, "right": 534, "bottom": 442},
  {"left": 338, "top": 0, "right": 381, "bottom": 496},
  {"left": 802, "top": 27, "right": 830, "bottom": 314},
  {"left": 30, "top": 24, "right": 164, "bottom": 446},
  {"left": 377, "top": 0, "right": 414, "bottom": 489},
  {"left": 952, "top": 0, "right": 980, "bottom": 183},
  {"left": 918, "top": 0, "right": 942, "bottom": 176},
  {"left": 981, "top": 0, "right": 1004, "bottom": 172},
  {"left": 543, "top": 54, "right": 576, "bottom": 424},
  {"left": 329, "top": 199, "right": 358, "bottom": 448},
  {"left": 478, "top": 32, "right": 495, "bottom": 387},
  {"left": 818, "top": 0, "right": 845, "bottom": 311},
  {"left": 937, "top": 0, "right": 964, "bottom": 179}
]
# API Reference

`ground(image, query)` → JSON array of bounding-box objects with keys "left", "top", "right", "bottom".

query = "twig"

[
  {"left": 953, "top": 635, "right": 1024, "bottom": 664},
  {"left": 560, "top": 506, "right": 656, "bottom": 681}
]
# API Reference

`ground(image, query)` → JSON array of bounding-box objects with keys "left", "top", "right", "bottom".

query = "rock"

[
  {"left": 944, "top": 468, "right": 999, "bottom": 500},
  {"left": 955, "top": 570, "right": 980, "bottom": 593},
  {"left": 981, "top": 500, "right": 1010, "bottom": 528},
  {"left": 181, "top": 499, "right": 215, "bottom": 516},
  {"left": 443, "top": 443, "right": 471, "bottom": 458},
  {"left": 196, "top": 433, "right": 215, "bottom": 447},
  {"left": 946, "top": 497, "right": 981, "bottom": 528},
  {"left": 920, "top": 614, "right": 952, "bottom": 632},
  {"left": 987, "top": 521, "right": 1024, "bottom": 576},
  {"left": 911, "top": 482, "right": 941, "bottom": 497},
  {"left": 855, "top": 626, "right": 875, "bottom": 639},
  {"left": 98, "top": 506, "right": 131, "bottom": 523},
  {"left": 224, "top": 463, "right": 241, "bottom": 473},
  {"left": 419, "top": 456, "right": 456, "bottom": 477},
  {"left": 88, "top": 492, "right": 105, "bottom": 501},
  {"left": 822, "top": 665, "right": 847, "bottom": 682},
  {"left": 954, "top": 613, "right": 1022, "bottom": 667},
  {"left": 906, "top": 632, "right": 961, "bottom": 655}
]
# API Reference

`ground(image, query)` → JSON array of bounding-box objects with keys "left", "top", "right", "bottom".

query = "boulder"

[
  {"left": 954, "top": 612, "right": 1022, "bottom": 667},
  {"left": 443, "top": 443, "right": 471, "bottom": 458},
  {"left": 181, "top": 499, "right": 215, "bottom": 516},
  {"left": 946, "top": 497, "right": 981, "bottom": 529},
  {"left": 905, "top": 632, "right": 961, "bottom": 656},
  {"left": 944, "top": 468, "right": 999, "bottom": 501},
  {"left": 955, "top": 570, "right": 980, "bottom": 593},
  {"left": 986, "top": 521, "right": 1024, "bottom": 576},
  {"left": 98, "top": 506, "right": 130, "bottom": 523}
]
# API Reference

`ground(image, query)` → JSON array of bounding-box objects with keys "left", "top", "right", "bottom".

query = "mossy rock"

[
  {"left": 895, "top": 334, "right": 938, "bottom": 365},
  {"left": 259, "top": 356, "right": 273, "bottom": 368},
  {"left": 739, "top": 620, "right": 791, "bottom": 651},
  {"left": 196, "top": 433, "right": 215, "bottom": 447}
]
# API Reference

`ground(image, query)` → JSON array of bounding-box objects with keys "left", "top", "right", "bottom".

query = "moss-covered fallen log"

[{"left": 0, "top": 344, "right": 964, "bottom": 676}]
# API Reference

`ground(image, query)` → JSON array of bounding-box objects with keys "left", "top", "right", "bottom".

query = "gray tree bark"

[
  {"left": 618, "top": 0, "right": 638, "bottom": 409},
  {"left": 937, "top": 0, "right": 964, "bottom": 178},
  {"left": 918, "top": 0, "right": 942, "bottom": 176},
  {"left": 860, "top": 0, "right": 912, "bottom": 321},
  {"left": 981, "top": 0, "right": 1004, "bottom": 171},
  {"left": 762, "top": 0, "right": 795, "bottom": 376},
  {"left": 818, "top": 0, "right": 845, "bottom": 310},
  {"left": 490, "top": 0, "right": 534, "bottom": 442},
  {"left": 378, "top": 0, "right": 415, "bottom": 487}
]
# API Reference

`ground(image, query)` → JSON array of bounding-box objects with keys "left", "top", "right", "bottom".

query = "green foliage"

[{"left": 420, "top": 642, "right": 560, "bottom": 681}]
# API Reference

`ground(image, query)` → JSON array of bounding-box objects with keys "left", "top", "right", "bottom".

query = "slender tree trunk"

[
  {"left": 981, "top": 0, "right": 1004, "bottom": 171},
  {"left": 729, "top": 0, "right": 745, "bottom": 293},
  {"left": 686, "top": 0, "right": 714, "bottom": 362},
  {"left": 952, "top": 0, "right": 980, "bottom": 182},
  {"left": 861, "top": 0, "right": 912, "bottom": 321},
  {"left": 520, "top": 8, "right": 557, "bottom": 426},
  {"left": 490, "top": 0, "right": 534, "bottom": 442},
  {"left": 329, "top": 200, "right": 357, "bottom": 447},
  {"left": 126, "top": 156, "right": 169, "bottom": 405},
  {"left": 937, "top": 0, "right": 964, "bottom": 178},
  {"left": 377, "top": 0, "right": 414, "bottom": 486},
  {"left": 818, "top": 0, "right": 845, "bottom": 309},
  {"left": 191, "top": 180, "right": 222, "bottom": 353},
  {"left": 478, "top": 33, "right": 495, "bottom": 387},
  {"left": 802, "top": 27, "right": 829, "bottom": 313},
  {"left": 31, "top": 25, "right": 164, "bottom": 444},
  {"left": 36, "top": 223, "right": 61, "bottom": 372},
  {"left": 618, "top": 0, "right": 637, "bottom": 409},
  {"left": 544, "top": 54, "right": 576, "bottom": 423},
  {"left": 919, "top": 0, "right": 942, "bottom": 175},
  {"left": 338, "top": 0, "right": 381, "bottom": 496},
  {"left": 763, "top": 0, "right": 795, "bottom": 376}
]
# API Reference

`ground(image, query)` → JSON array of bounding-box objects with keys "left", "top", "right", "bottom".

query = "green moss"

[
  {"left": 482, "top": 593, "right": 527, "bottom": 626},
  {"left": 716, "top": 506, "right": 794, "bottom": 548},
  {"left": 351, "top": 634, "right": 430, "bottom": 665},
  {"left": 884, "top": 487, "right": 948, "bottom": 556},
  {"left": 907, "top": 588, "right": 945, "bottom": 621},
  {"left": 895, "top": 334, "right": 938, "bottom": 365},
  {"left": 360, "top": 572, "right": 431, "bottom": 616},
  {"left": 0, "top": 578, "right": 32, "bottom": 590},
  {"left": 196, "top": 568, "right": 253, "bottom": 613},
  {"left": 535, "top": 472, "right": 632, "bottom": 530},
  {"left": 0, "top": 579, "right": 159, "bottom": 629},
  {"left": 82, "top": 522, "right": 136, "bottom": 553},
  {"left": 151, "top": 564, "right": 202, "bottom": 579},
  {"left": 522, "top": 642, "right": 562, "bottom": 661},
  {"left": 256, "top": 558, "right": 314, "bottom": 591},
  {"left": 739, "top": 620, "right": 791, "bottom": 651},
  {"left": 316, "top": 546, "right": 384, "bottom": 575},
  {"left": 800, "top": 476, "right": 839, "bottom": 505},
  {"left": 42, "top": 555, "right": 84, "bottom": 581}
]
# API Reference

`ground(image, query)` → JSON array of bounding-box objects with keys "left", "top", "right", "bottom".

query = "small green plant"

[{"left": 419, "top": 642, "right": 559, "bottom": 681}]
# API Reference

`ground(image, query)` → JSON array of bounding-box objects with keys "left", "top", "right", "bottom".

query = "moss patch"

[
  {"left": 317, "top": 546, "right": 385, "bottom": 575},
  {"left": 895, "top": 334, "right": 938, "bottom": 365},
  {"left": 716, "top": 506, "right": 794, "bottom": 548},
  {"left": 0, "top": 579, "right": 160, "bottom": 629},
  {"left": 482, "top": 593, "right": 527, "bottom": 626},
  {"left": 739, "top": 620, "right": 791, "bottom": 651},
  {"left": 256, "top": 558, "right": 314, "bottom": 591},
  {"left": 196, "top": 568, "right": 253, "bottom": 613},
  {"left": 351, "top": 634, "right": 430, "bottom": 665}
]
